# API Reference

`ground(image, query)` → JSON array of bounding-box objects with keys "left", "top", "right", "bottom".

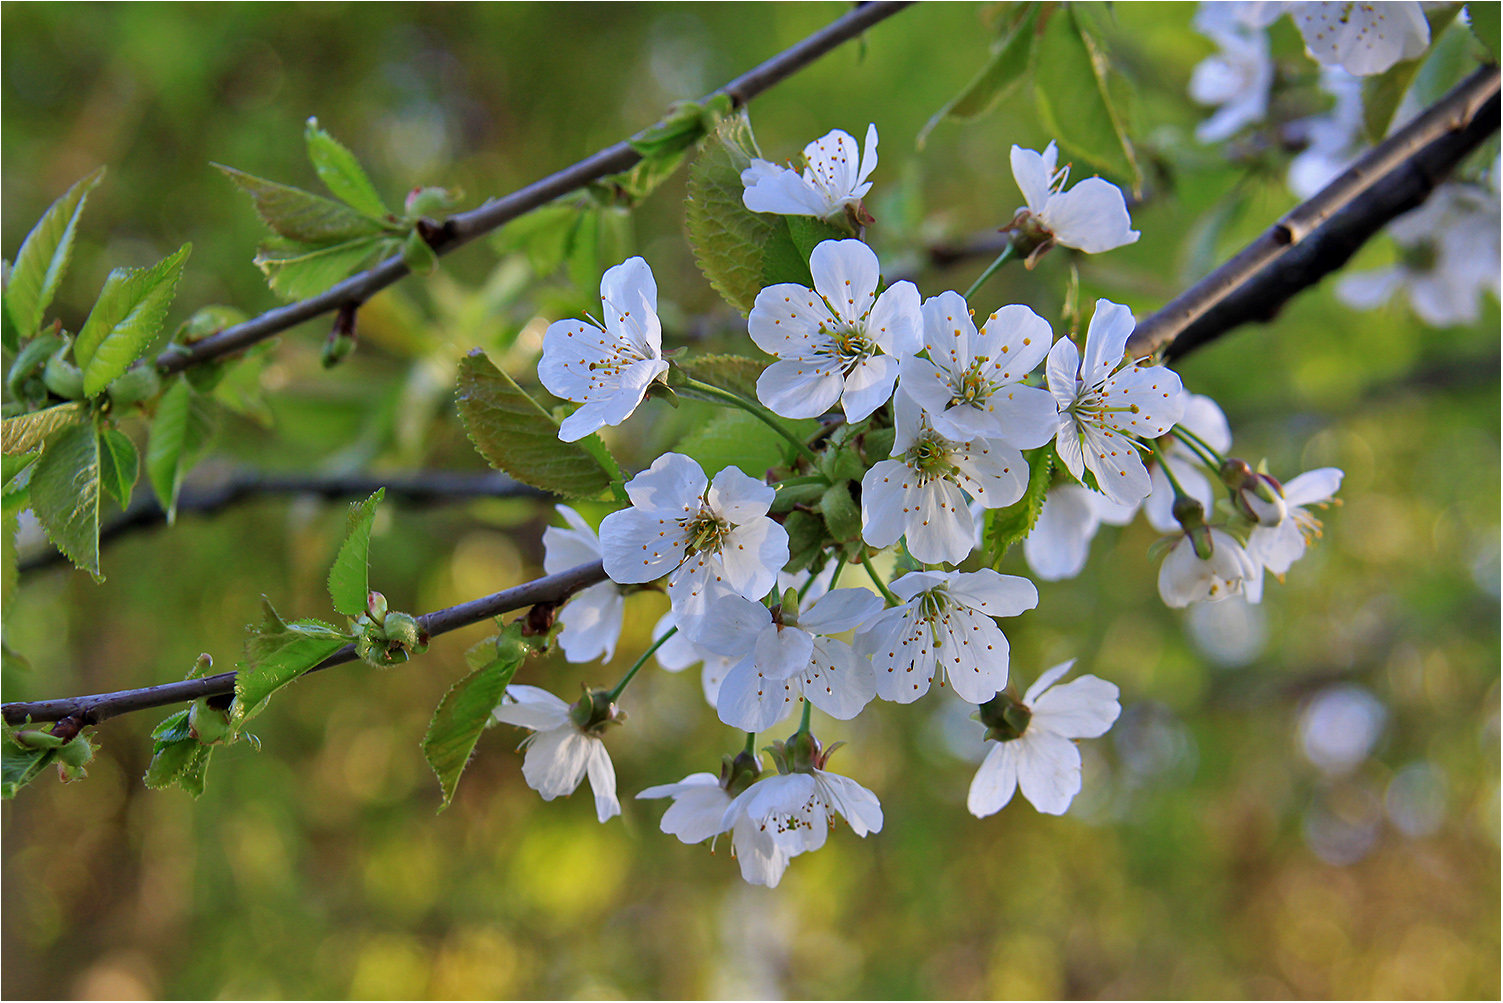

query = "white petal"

[
  {"left": 867, "top": 280, "right": 923, "bottom": 357},
  {"left": 492, "top": 685, "right": 570, "bottom": 730},
  {"left": 1030, "top": 674, "right": 1121, "bottom": 739},
  {"left": 1014, "top": 730, "right": 1083, "bottom": 815},
  {"left": 839, "top": 354, "right": 900, "bottom": 423},
  {"left": 809, "top": 239, "right": 879, "bottom": 325},
  {"left": 1024, "top": 486, "right": 1100, "bottom": 581},
  {"left": 862, "top": 606, "right": 937, "bottom": 704},
  {"left": 952, "top": 437, "right": 1028, "bottom": 510},
  {"left": 1043, "top": 178, "right": 1140, "bottom": 254},
  {"left": 555, "top": 584, "right": 625, "bottom": 663},
  {"left": 1081, "top": 423, "right": 1153, "bottom": 508},
  {"left": 748, "top": 282, "right": 832, "bottom": 357},
  {"left": 694, "top": 593, "right": 771, "bottom": 659},
  {"left": 967, "top": 741, "right": 1019, "bottom": 817},
  {"left": 599, "top": 257, "right": 658, "bottom": 341},
  {"left": 1100, "top": 364, "right": 1186, "bottom": 440},
  {"left": 859, "top": 460, "right": 912, "bottom": 550},
  {"left": 731, "top": 813, "right": 792, "bottom": 887},
  {"left": 707, "top": 465, "right": 775, "bottom": 522},
  {"left": 946, "top": 568, "right": 1040, "bottom": 618},
  {"left": 1010, "top": 144, "right": 1054, "bottom": 214},
  {"left": 755, "top": 623, "right": 816, "bottom": 681},
  {"left": 585, "top": 741, "right": 621, "bottom": 823},
  {"left": 757, "top": 360, "right": 845, "bottom": 419},
  {"left": 815, "top": 770, "right": 884, "bottom": 835},
  {"left": 623, "top": 452, "right": 707, "bottom": 513},
  {"left": 798, "top": 587, "right": 885, "bottom": 635},
  {"left": 937, "top": 607, "right": 1011, "bottom": 704},
  {"left": 521, "top": 727, "right": 592, "bottom": 800},
  {"left": 904, "top": 478, "right": 976, "bottom": 565},
  {"left": 718, "top": 517, "right": 788, "bottom": 601},
  {"left": 599, "top": 506, "right": 687, "bottom": 585},
  {"left": 1081, "top": 299, "right": 1136, "bottom": 388},
  {"left": 919, "top": 290, "right": 978, "bottom": 375},
  {"left": 1282, "top": 467, "right": 1343, "bottom": 507},
  {"left": 716, "top": 655, "right": 797, "bottom": 732},
  {"left": 977, "top": 303, "right": 1054, "bottom": 380},
  {"left": 1046, "top": 335, "right": 1082, "bottom": 411},
  {"left": 798, "top": 638, "right": 876, "bottom": 719},
  {"left": 1023, "top": 659, "right": 1078, "bottom": 704}
]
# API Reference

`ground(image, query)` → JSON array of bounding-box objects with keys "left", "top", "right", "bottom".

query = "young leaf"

[
  {"left": 3, "top": 168, "right": 105, "bottom": 349},
  {"left": 455, "top": 350, "right": 613, "bottom": 498},
  {"left": 422, "top": 621, "right": 529, "bottom": 809},
  {"left": 2, "top": 734, "right": 54, "bottom": 799},
  {"left": 1469, "top": 1, "right": 1501, "bottom": 59},
  {"left": 28, "top": 422, "right": 102, "bottom": 580},
  {"left": 75, "top": 243, "right": 192, "bottom": 398},
  {"left": 146, "top": 376, "right": 217, "bottom": 524},
  {"left": 918, "top": 4, "right": 1039, "bottom": 147},
  {"left": 678, "top": 409, "right": 819, "bottom": 478},
  {"left": 327, "top": 488, "right": 385, "bottom": 617},
  {"left": 674, "top": 354, "right": 766, "bottom": 402},
  {"left": 686, "top": 112, "right": 779, "bottom": 315},
  {"left": 232, "top": 598, "right": 350, "bottom": 732},
  {"left": 253, "top": 236, "right": 392, "bottom": 301},
  {"left": 304, "top": 117, "right": 391, "bottom": 220},
  {"left": 1033, "top": 5, "right": 1141, "bottom": 192},
  {"left": 492, "top": 202, "right": 579, "bottom": 277},
  {"left": 784, "top": 215, "right": 850, "bottom": 263},
  {"left": 2, "top": 401, "right": 85, "bottom": 455},
  {"left": 96, "top": 425, "right": 138, "bottom": 509},
  {"left": 216, "top": 164, "right": 388, "bottom": 244},
  {"left": 143, "top": 739, "right": 212, "bottom": 797},
  {"left": 985, "top": 446, "right": 1054, "bottom": 563}
]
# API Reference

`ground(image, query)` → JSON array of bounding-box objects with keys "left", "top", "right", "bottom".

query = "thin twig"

[
  {"left": 155, "top": 1, "right": 914, "bottom": 376},
  {"left": 1, "top": 559, "right": 608, "bottom": 726},
  {"left": 1129, "top": 64, "right": 1501, "bottom": 361}
]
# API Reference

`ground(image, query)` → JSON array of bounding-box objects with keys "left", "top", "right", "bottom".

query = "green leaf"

[
  {"left": 674, "top": 354, "right": 766, "bottom": 402},
  {"left": 304, "top": 117, "right": 391, "bottom": 220},
  {"left": 686, "top": 111, "right": 780, "bottom": 315},
  {"left": 492, "top": 203, "right": 579, "bottom": 277},
  {"left": 985, "top": 446, "right": 1054, "bottom": 563},
  {"left": 146, "top": 376, "right": 217, "bottom": 524},
  {"left": 216, "top": 164, "right": 388, "bottom": 244},
  {"left": 1363, "top": 5, "right": 1462, "bottom": 142},
  {"left": 422, "top": 621, "right": 529, "bottom": 809},
  {"left": 1033, "top": 5, "right": 1141, "bottom": 192},
  {"left": 143, "top": 739, "right": 211, "bottom": 797},
  {"left": 677, "top": 409, "right": 819, "bottom": 479},
  {"left": 3, "top": 168, "right": 104, "bottom": 347},
  {"left": 918, "top": 4, "right": 1039, "bottom": 147},
  {"left": 1468, "top": 2, "right": 1500, "bottom": 59},
  {"left": 327, "top": 488, "right": 385, "bottom": 616},
  {"left": 2, "top": 734, "right": 54, "bottom": 799},
  {"left": 232, "top": 598, "right": 350, "bottom": 732},
  {"left": 2, "top": 401, "right": 85, "bottom": 455},
  {"left": 28, "top": 422, "right": 101, "bottom": 580},
  {"left": 401, "top": 229, "right": 439, "bottom": 276},
  {"left": 455, "top": 350, "right": 613, "bottom": 498},
  {"left": 96, "top": 425, "right": 138, "bottom": 509},
  {"left": 784, "top": 215, "right": 851, "bottom": 262},
  {"left": 253, "top": 236, "right": 392, "bottom": 301},
  {"left": 75, "top": 243, "right": 192, "bottom": 398},
  {"left": 151, "top": 708, "right": 193, "bottom": 743}
]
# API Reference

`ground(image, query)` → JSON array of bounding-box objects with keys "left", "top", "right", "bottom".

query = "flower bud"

[
  {"left": 568, "top": 688, "right": 622, "bottom": 734},
  {"left": 404, "top": 185, "right": 462, "bottom": 219},
  {"left": 365, "top": 591, "right": 388, "bottom": 625},
  {"left": 783, "top": 728, "right": 820, "bottom": 774},
  {"left": 720, "top": 750, "right": 763, "bottom": 797},
  {"left": 383, "top": 611, "right": 429, "bottom": 655},
  {"left": 1171, "top": 495, "right": 1216, "bottom": 560},
  {"left": 978, "top": 692, "right": 1031, "bottom": 742},
  {"left": 106, "top": 365, "right": 162, "bottom": 406}
]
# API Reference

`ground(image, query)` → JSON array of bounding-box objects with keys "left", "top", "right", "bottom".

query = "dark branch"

[
  {"left": 1129, "top": 63, "right": 1501, "bottom": 361},
  {"left": 16, "top": 469, "right": 549, "bottom": 575},
  {"left": 1, "top": 559, "right": 608, "bottom": 727},
  {"left": 155, "top": 1, "right": 915, "bottom": 376}
]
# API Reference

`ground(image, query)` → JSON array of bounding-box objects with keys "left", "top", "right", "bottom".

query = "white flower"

[
  {"left": 538, "top": 256, "right": 669, "bottom": 442},
  {"left": 1337, "top": 183, "right": 1502, "bottom": 327},
  {"left": 637, "top": 771, "right": 791, "bottom": 887},
  {"left": 599, "top": 453, "right": 788, "bottom": 640},
  {"left": 1010, "top": 141, "right": 1139, "bottom": 255},
  {"left": 1022, "top": 483, "right": 1137, "bottom": 582},
  {"left": 1247, "top": 467, "right": 1343, "bottom": 576},
  {"left": 1047, "top": 299, "right": 1187, "bottom": 508},
  {"left": 700, "top": 588, "right": 884, "bottom": 732},
  {"left": 653, "top": 611, "right": 734, "bottom": 707},
  {"left": 856, "top": 568, "right": 1038, "bottom": 704},
  {"left": 543, "top": 505, "right": 624, "bottom": 663},
  {"left": 897, "top": 291, "right": 1059, "bottom": 448},
  {"left": 741, "top": 124, "right": 878, "bottom": 220},
  {"left": 861, "top": 391, "right": 1030, "bottom": 565},
  {"left": 492, "top": 685, "right": 620, "bottom": 823},
  {"left": 723, "top": 767, "right": 884, "bottom": 862},
  {"left": 967, "top": 660, "right": 1121, "bottom": 817},
  {"left": 1157, "top": 527, "right": 1262, "bottom": 608},
  {"left": 1288, "top": 67, "right": 1365, "bottom": 199},
  {"left": 1189, "top": 5, "right": 1275, "bottom": 143},
  {"left": 1290, "top": 1, "right": 1429, "bottom": 76},
  {"left": 1142, "top": 393, "right": 1232, "bottom": 534},
  {"left": 749, "top": 239, "right": 921, "bottom": 421}
]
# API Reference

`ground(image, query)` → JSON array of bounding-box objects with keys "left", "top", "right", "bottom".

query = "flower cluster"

[{"left": 492, "top": 118, "right": 1344, "bottom": 888}]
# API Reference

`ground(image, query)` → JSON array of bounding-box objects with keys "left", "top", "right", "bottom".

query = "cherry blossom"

[
  {"left": 861, "top": 391, "right": 1030, "bottom": 565},
  {"left": 1009, "top": 141, "right": 1139, "bottom": 256},
  {"left": 653, "top": 611, "right": 735, "bottom": 707},
  {"left": 967, "top": 660, "right": 1121, "bottom": 817},
  {"left": 741, "top": 124, "right": 879, "bottom": 220},
  {"left": 1142, "top": 393, "right": 1233, "bottom": 534},
  {"left": 856, "top": 568, "right": 1038, "bottom": 704},
  {"left": 637, "top": 766, "right": 790, "bottom": 887},
  {"left": 598, "top": 453, "right": 788, "bottom": 640},
  {"left": 1247, "top": 467, "right": 1344, "bottom": 577},
  {"left": 1288, "top": 67, "right": 1365, "bottom": 198},
  {"left": 723, "top": 756, "right": 883, "bottom": 864},
  {"left": 1290, "top": 1, "right": 1430, "bottom": 77},
  {"left": 543, "top": 505, "right": 624, "bottom": 663},
  {"left": 492, "top": 685, "right": 620, "bottom": 823},
  {"left": 1157, "top": 526, "right": 1262, "bottom": 608},
  {"left": 538, "top": 256, "right": 668, "bottom": 442},
  {"left": 1189, "top": 3, "right": 1275, "bottom": 142},
  {"left": 897, "top": 291, "right": 1059, "bottom": 448},
  {"left": 1047, "top": 298, "right": 1186, "bottom": 507},
  {"left": 1022, "top": 484, "right": 1137, "bottom": 582},
  {"left": 749, "top": 239, "right": 920, "bottom": 421}
]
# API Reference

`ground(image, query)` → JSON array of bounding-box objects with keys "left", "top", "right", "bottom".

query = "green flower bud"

[
  {"left": 383, "top": 611, "right": 429, "bottom": 655},
  {"left": 188, "top": 697, "right": 233, "bottom": 746}
]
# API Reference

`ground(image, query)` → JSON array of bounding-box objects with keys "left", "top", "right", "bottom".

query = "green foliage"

[
  {"left": 493, "top": 203, "right": 579, "bottom": 277},
  {"left": 1033, "top": 4, "right": 1140, "bottom": 191},
  {"left": 1, "top": 732, "right": 54, "bottom": 798},
  {"left": 142, "top": 709, "right": 212, "bottom": 798},
  {"left": 1363, "top": 6, "right": 1463, "bottom": 143},
  {"left": 1, "top": 401, "right": 84, "bottom": 456},
  {"left": 217, "top": 165, "right": 387, "bottom": 244},
  {"left": 422, "top": 621, "right": 529, "bottom": 810},
  {"left": 96, "top": 425, "right": 138, "bottom": 509},
  {"left": 28, "top": 421, "right": 102, "bottom": 580},
  {"left": 146, "top": 376, "right": 216, "bottom": 523},
  {"left": 673, "top": 354, "right": 766, "bottom": 402},
  {"left": 918, "top": 3, "right": 1039, "bottom": 147},
  {"left": 73, "top": 243, "right": 192, "bottom": 398},
  {"left": 304, "top": 117, "right": 392, "bottom": 221},
  {"left": 231, "top": 598, "right": 350, "bottom": 734},
  {"left": 455, "top": 350, "right": 615, "bottom": 498},
  {"left": 253, "top": 235, "right": 394, "bottom": 301},
  {"left": 327, "top": 489, "right": 385, "bottom": 617},
  {"left": 1, "top": 729, "right": 95, "bottom": 797},
  {"left": 1467, "top": 1, "right": 1500, "bottom": 58},
  {"left": 686, "top": 112, "right": 779, "bottom": 315},
  {"left": 1, "top": 168, "right": 104, "bottom": 351},
  {"left": 984, "top": 446, "right": 1054, "bottom": 563},
  {"left": 677, "top": 409, "right": 818, "bottom": 479}
]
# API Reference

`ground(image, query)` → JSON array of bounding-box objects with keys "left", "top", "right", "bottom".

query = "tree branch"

[
  {"left": 155, "top": 1, "right": 914, "bottom": 376},
  {"left": 1129, "top": 63, "right": 1501, "bottom": 361},
  {"left": 16, "top": 469, "right": 549, "bottom": 575},
  {"left": 1, "top": 559, "right": 608, "bottom": 727}
]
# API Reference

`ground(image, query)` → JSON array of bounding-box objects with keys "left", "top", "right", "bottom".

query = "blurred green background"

[{"left": 2, "top": 3, "right": 1498, "bottom": 998}]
